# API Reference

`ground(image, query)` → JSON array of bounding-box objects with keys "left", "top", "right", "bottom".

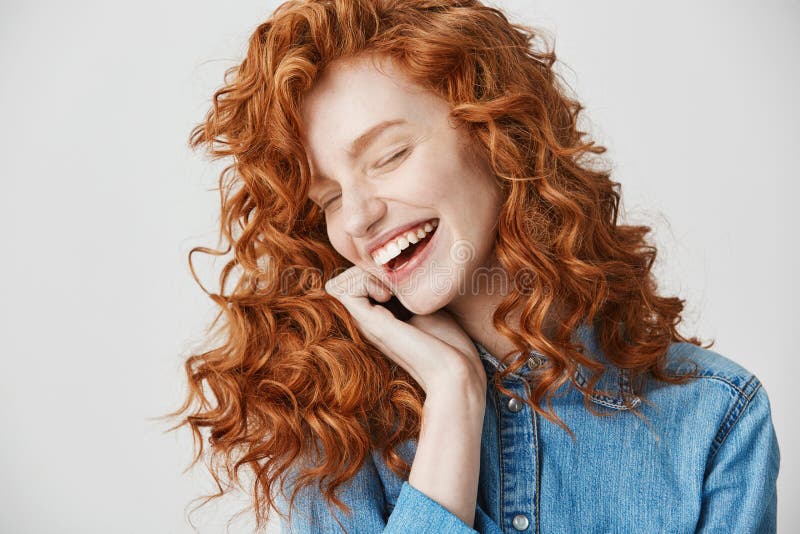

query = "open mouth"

[{"left": 385, "top": 223, "right": 438, "bottom": 273}]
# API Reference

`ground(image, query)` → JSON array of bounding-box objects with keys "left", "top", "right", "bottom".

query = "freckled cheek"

[{"left": 400, "top": 156, "right": 452, "bottom": 202}]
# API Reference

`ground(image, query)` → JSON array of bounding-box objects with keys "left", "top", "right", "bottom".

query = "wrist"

[
  {"left": 424, "top": 379, "right": 486, "bottom": 415},
  {"left": 425, "top": 362, "right": 487, "bottom": 401}
]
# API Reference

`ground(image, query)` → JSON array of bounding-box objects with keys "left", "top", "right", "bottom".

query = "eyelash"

[
  {"left": 380, "top": 147, "right": 409, "bottom": 166},
  {"left": 320, "top": 147, "right": 410, "bottom": 210}
]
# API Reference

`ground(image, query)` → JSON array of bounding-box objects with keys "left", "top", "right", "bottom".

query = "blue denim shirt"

[{"left": 278, "top": 323, "right": 780, "bottom": 533}]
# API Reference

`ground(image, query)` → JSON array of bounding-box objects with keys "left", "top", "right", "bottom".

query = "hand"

[{"left": 324, "top": 265, "right": 487, "bottom": 396}]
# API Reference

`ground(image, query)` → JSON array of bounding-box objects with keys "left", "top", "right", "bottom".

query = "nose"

[{"left": 340, "top": 185, "right": 386, "bottom": 238}]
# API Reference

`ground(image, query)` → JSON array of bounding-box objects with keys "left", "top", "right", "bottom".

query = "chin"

[{"left": 397, "top": 287, "right": 453, "bottom": 316}]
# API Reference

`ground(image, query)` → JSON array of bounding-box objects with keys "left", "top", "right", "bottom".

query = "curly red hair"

[{"left": 163, "top": 0, "right": 707, "bottom": 531}]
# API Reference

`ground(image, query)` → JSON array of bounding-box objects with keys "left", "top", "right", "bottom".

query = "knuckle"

[
  {"left": 324, "top": 280, "right": 336, "bottom": 294},
  {"left": 325, "top": 275, "right": 345, "bottom": 294}
]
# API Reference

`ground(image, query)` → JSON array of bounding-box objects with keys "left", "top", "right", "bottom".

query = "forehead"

[{"left": 299, "top": 54, "right": 448, "bottom": 164}]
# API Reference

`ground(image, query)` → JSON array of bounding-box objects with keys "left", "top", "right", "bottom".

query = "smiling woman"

[
  {"left": 165, "top": 1, "right": 780, "bottom": 533},
  {"left": 302, "top": 52, "right": 502, "bottom": 300}
]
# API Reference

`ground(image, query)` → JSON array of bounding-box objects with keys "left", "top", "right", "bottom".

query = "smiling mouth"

[{"left": 385, "top": 223, "right": 438, "bottom": 272}]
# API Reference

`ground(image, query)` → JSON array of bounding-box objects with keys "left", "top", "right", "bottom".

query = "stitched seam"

[
  {"left": 530, "top": 383, "right": 541, "bottom": 534},
  {"left": 664, "top": 372, "right": 752, "bottom": 398},
  {"left": 493, "top": 386, "right": 507, "bottom": 534},
  {"left": 709, "top": 377, "right": 762, "bottom": 458},
  {"left": 574, "top": 366, "right": 633, "bottom": 410},
  {"left": 590, "top": 396, "right": 631, "bottom": 410},
  {"left": 619, "top": 368, "right": 635, "bottom": 400}
]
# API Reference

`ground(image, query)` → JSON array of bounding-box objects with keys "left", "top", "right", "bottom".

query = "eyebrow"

[{"left": 347, "top": 118, "right": 408, "bottom": 157}]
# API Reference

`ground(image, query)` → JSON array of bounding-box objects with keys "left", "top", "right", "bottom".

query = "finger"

[
  {"left": 324, "top": 267, "right": 457, "bottom": 389},
  {"left": 325, "top": 266, "right": 394, "bottom": 328},
  {"left": 324, "top": 267, "right": 357, "bottom": 298},
  {"left": 364, "top": 273, "right": 392, "bottom": 302}
]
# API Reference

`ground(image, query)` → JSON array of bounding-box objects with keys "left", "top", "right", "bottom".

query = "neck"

[{"left": 444, "top": 256, "right": 560, "bottom": 365}]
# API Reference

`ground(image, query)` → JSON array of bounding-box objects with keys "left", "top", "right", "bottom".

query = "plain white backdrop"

[{"left": 1, "top": 0, "right": 797, "bottom": 532}]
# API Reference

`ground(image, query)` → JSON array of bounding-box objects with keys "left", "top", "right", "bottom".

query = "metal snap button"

[
  {"left": 526, "top": 355, "right": 544, "bottom": 370},
  {"left": 507, "top": 397, "right": 524, "bottom": 413},
  {"left": 512, "top": 513, "right": 530, "bottom": 530}
]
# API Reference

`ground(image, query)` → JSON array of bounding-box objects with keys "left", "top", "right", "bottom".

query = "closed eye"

[
  {"left": 321, "top": 147, "right": 411, "bottom": 210},
  {"left": 378, "top": 147, "right": 410, "bottom": 168}
]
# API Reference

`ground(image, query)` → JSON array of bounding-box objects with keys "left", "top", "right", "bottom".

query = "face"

[{"left": 301, "top": 53, "right": 504, "bottom": 315}]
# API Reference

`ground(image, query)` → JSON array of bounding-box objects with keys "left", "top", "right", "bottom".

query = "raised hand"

[{"left": 324, "top": 265, "right": 486, "bottom": 396}]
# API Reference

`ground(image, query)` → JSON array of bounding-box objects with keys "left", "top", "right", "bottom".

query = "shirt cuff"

[
  {"left": 474, "top": 504, "right": 504, "bottom": 533},
  {"left": 385, "top": 480, "right": 478, "bottom": 533}
]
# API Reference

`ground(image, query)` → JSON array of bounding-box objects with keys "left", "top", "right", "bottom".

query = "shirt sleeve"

[
  {"left": 696, "top": 383, "right": 780, "bottom": 533},
  {"left": 386, "top": 481, "right": 503, "bottom": 534},
  {"left": 276, "top": 451, "right": 504, "bottom": 533}
]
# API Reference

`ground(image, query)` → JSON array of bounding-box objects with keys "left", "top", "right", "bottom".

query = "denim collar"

[{"left": 473, "top": 321, "right": 641, "bottom": 411}]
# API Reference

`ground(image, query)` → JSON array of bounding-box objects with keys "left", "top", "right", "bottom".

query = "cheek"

[
  {"left": 326, "top": 227, "right": 356, "bottom": 260},
  {"left": 402, "top": 148, "right": 459, "bottom": 201}
]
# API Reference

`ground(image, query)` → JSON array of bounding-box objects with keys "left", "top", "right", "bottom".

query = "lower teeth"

[
  {"left": 390, "top": 252, "right": 414, "bottom": 272},
  {"left": 392, "top": 260, "right": 409, "bottom": 271}
]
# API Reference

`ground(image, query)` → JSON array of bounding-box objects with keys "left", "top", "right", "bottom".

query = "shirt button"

[
  {"left": 512, "top": 513, "right": 530, "bottom": 530},
  {"left": 507, "top": 397, "right": 524, "bottom": 412},
  {"left": 527, "top": 355, "right": 544, "bottom": 370}
]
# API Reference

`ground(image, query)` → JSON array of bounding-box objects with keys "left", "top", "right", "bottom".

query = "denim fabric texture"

[{"left": 278, "top": 322, "right": 780, "bottom": 533}]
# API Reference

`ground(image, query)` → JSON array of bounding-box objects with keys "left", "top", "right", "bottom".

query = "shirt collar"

[{"left": 472, "top": 321, "right": 640, "bottom": 411}]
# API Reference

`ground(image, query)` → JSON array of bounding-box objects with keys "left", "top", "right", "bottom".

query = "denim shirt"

[{"left": 278, "top": 323, "right": 780, "bottom": 533}]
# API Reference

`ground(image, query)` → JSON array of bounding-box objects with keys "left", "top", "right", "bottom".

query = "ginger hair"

[{"left": 163, "top": 0, "right": 707, "bottom": 531}]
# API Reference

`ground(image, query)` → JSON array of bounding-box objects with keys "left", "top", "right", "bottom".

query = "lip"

[
  {"left": 381, "top": 220, "right": 441, "bottom": 285},
  {"left": 365, "top": 217, "right": 439, "bottom": 258}
]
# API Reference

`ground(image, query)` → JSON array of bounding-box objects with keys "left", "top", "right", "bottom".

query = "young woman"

[{"left": 168, "top": 1, "right": 780, "bottom": 532}]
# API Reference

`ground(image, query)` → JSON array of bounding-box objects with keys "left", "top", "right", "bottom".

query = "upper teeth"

[{"left": 372, "top": 219, "right": 438, "bottom": 266}]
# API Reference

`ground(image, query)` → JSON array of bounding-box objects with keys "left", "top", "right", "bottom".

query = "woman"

[{"left": 168, "top": 0, "right": 780, "bottom": 532}]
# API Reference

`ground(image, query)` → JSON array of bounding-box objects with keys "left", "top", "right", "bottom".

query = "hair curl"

[{"left": 163, "top": 0, "right": 708, "bottom": 531}]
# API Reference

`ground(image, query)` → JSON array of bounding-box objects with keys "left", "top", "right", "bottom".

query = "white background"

[{"left": 1, "top": 0, "right": 797, "bottom": 532}]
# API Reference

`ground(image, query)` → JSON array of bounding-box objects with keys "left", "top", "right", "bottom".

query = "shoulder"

[
  {"left": 662, "top": 341, "right": 762, "bottom": 399},
  {"left": 662, "top": 343, "right": 780, "bottom": 529},
  {"left": 648, "top": 341, "right": 776, "bottom": 458},
  {"left": 571, "top": 324, "right": 764, "bottom": 416}
]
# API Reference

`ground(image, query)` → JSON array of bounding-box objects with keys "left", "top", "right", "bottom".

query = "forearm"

[{"left": 407, "top": 381, "right": 486, "bottom": 528}]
